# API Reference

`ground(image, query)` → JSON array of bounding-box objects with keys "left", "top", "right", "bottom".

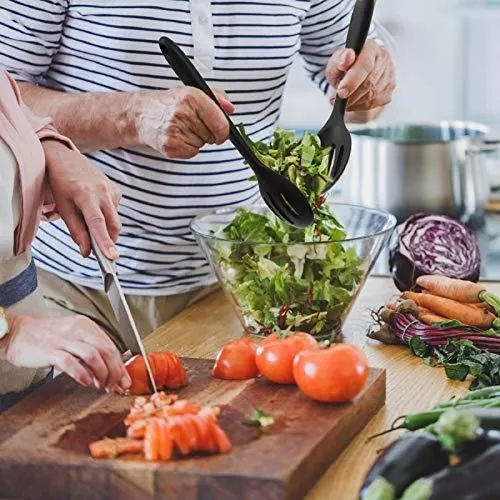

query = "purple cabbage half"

[{"left": 389, "top": 213, "right": 481, "bottom": 292}]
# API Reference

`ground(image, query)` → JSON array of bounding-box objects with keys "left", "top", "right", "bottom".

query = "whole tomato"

[
  {"left": 212, "top": 338, "right": 259, "bottom": 380},
  {"left": 255, "top": 332, "right": 318, "bottom": 384},
  {"left": 293, "top": 344, "right": 369, "bottom": 403}
]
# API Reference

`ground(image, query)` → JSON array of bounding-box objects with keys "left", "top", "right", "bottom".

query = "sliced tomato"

[
  {"left": 211, "top": 424, "right": 232, "bottom": 454},
  {"left": 164, "top": 352, "right": 188, "bottom": 389},
  {"left": 180, "top": 415, "right": 198, "bottom": 451},
  {"left": 158, "top": 420, "right": 173, "bottom": 461},
  {"left": 168, "top": 418, "right": 191, "bottom": 456},
  {"left": 126, "top": 355, "right": 151, "bottom": 395},
  {"left": 126, "top": 352, "right": 187, "bottom": 394},
  {"left": 144, "top": 420, "right": 161, "bottom": 461},
  {"left": 191, "top": 413, "right": 211, "bottom": 451},
  {"left": 148, "top": 352, "right": 168, "bottom": 389}
]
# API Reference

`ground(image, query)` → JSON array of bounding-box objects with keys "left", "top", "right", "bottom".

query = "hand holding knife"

[{"left": 90, "top": 237, "right": 158, "bottom": 393}]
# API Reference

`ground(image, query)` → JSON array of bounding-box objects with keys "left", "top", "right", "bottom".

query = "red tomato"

[
  {"left": 293, "top": 344, "right": 369, "bottom": 403},
  {"left": 212, "top": 338, "right": 259, "bottom": 380},
  {"left": 126, "top": 351, "right": 188, "bottom": 394},
  {"left": 126, "top": 355, "right": 151, "bottom": 395},
  {"left": 255, "top": 332, "right": 318, "bottom": 384}
]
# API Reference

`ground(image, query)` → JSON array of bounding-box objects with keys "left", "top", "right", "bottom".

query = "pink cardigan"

[{"left": 0, "top": 71, "right": 74, "bottom": 255}]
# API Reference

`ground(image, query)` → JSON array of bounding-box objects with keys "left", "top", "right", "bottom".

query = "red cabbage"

[{"left": 389, "top": 213, "right": 480, "bottom": 292}]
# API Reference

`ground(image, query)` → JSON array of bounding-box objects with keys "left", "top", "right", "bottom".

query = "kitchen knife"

[{"left": 90, "top": 238, "right": 157, "bottom": 393}]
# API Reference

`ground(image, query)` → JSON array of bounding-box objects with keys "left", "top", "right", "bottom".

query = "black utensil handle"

[
  {"left": 158, "top": 36, "right": 260, "bottom": 169},
  {"left": 345, "top": 0, "right": 375, "bottom": 55},
  {"left": 332, "top": 0, "right": 375, "bottom": 119}
]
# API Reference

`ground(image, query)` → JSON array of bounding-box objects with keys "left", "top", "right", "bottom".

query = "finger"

[
  {"left": 337, "top": 44, "right": 377, "bottom": 99},
  {"left": 56, "top": 199, "right": 92, "bottom": 257},
  {"left": 79, "top": 197, "right": 119, "bottom": 260},
  {"left": 195, "top": 93, "right": 230, "bottom": 145},
  {"left": 346, "top": 61, "right": 386, "bottom": 109},
  {"left": 100, "top": 195, "right": 122, "bottom": 247},
  {"left": 162, "top": 133, "right": 201, "bottom": 159},
  {"left": 64, "top": 340, "right": 110, "bottom": 388},
  {"left": 214, "top": 89, "right": 235, "bottom": 115},
  {"left": 110, "top": 184, "right": 122, "bottom": 207},
  {"left": 53, "top": 350, "right": 93, "bottom": 387},
  {"left": 81, "top": 322, "right": 131, "bottom": 390},
  {"left": 326, "top": 48, "right": 356, "bottom": 87},
  {"left": 173, "top": 107, "right": 215, "bottom": 145}
]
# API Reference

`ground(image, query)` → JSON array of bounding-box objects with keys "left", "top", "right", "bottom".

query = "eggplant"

[
  {"left": 401, "top": 443, "right": 500, "bottom": 500},
  {"left": 458, "top": 429, "right": 500, "bottom": 463},
  {"left": 359, "top": 432, "right": 449, "bottom": 500}
]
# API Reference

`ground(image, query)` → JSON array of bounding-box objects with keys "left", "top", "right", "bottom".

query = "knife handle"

[{"left": 90, "top": 236, "right": 117, "bottom": 276}]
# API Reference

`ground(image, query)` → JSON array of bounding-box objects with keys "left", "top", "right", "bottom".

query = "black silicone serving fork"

[
  {"left": 318, "top": 0, "right": 376, "bottom": 191},
  {"left": 159, "top": 36, "right": 313, "bottom": 228}
]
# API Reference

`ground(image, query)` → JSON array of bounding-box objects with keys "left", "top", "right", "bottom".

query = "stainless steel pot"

[{"left": 339, "top": 121, "right": 500, "bottom": 223}]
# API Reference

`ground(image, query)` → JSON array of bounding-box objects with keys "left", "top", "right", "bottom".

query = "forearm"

[{"left": 18, "top": 82, "right": 138, "bottom": 153}]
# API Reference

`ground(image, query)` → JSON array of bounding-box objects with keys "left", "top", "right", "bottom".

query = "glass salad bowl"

[{"left": 191, "top": 202, "right": 396, "bottom": 340}]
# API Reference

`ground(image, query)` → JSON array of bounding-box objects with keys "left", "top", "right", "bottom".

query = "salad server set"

[{"left": 159, "top": 0, "right": 376, "bottom": 228}]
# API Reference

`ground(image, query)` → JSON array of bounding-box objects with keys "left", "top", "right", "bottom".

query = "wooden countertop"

[{"left": 143, "top": 276, "right": 496, "bottom": 499}]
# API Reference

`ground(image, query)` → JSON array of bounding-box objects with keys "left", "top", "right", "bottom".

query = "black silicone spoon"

[
  {"left": 158, "top": 36, "right": 314, "bottom": 228},
  {"left": 318, "top": 0, "right": 376, "bottom": 191}
]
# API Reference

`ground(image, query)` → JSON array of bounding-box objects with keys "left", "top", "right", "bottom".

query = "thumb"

[
  {"left": 214, "top": 89, "right": 235, "bottom": 115},
  {"left": 326, "top": 48, "right": 356, "bottom": 87}
]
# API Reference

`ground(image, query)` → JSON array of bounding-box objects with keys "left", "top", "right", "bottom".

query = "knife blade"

[{"left": 90, "top": 238, "right": 157, "bottom": 393}]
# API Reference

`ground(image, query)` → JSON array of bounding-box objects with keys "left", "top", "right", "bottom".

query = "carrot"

[
  {"left": 402, "top": 291, "right": 500, "bottom": 329},
  {"left": 416, "top": 275, "right": 485, "bottom": 303},
  {"left": 418, "top": 307, "right": 448, "bottom": 326}
]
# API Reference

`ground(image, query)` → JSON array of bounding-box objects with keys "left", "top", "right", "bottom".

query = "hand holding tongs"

[
  {"left": 318, "top": 0, "right": 376, "bottom": 191},
  {"left": 158, "top": 36, "right": 314, "bottom": 228}
]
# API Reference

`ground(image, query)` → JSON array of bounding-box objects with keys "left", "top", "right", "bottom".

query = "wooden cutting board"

[{"left": 0, "top": 358, "right": 385, "bottom": 500}]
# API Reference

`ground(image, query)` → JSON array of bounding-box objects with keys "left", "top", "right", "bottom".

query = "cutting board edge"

[{"left": 283, "top": 367, "right": 386, "bottom": 500}]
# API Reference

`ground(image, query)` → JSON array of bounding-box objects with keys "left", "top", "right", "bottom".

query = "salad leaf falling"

[{"left": 212, "top": 127, "right": 364, "bottom": 339}]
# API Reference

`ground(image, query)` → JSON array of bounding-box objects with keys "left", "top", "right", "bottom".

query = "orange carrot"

[
  {"left": 402, "top": 291, "right": 499, "bottom": 329},
  {"left": 416, "top": 275, "right": 485, "bottom": 303},
  {"left": 418, "top": 307, "right": 448, "bottom": 326}
]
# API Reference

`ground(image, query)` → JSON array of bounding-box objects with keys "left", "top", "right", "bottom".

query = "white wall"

[{"left": 280, "top": 0, "right": 500, "bottom": 134}]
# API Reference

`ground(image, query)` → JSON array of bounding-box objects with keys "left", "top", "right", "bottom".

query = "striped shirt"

[{"left": 0, "top": 0, "right": 382, "bottom": 296}]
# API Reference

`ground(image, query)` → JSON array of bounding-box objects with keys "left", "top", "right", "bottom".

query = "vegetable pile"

[
  {"left": 361, "top": 388, "right": 500, "bottom": 500},
  {"left": 213, "top": 128, "right": 363, "bottom": 339},
  {"left": 369, "top": 276, "right": 500, "bottom": 389},
  {"left": 90, "top": 392, "right": 231, "bottom": 461},
  {"left": 389, "top": 214, "right": 481, "bottom": 292},
  {"left": 212, "top": 334, "right": 369, "bottom": 404}
]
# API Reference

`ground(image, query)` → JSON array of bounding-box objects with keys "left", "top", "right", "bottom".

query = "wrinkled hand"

[
  {"left": 43, "top": 140, "right": 122, "bottom": 260},
  {"left": 129, "top": 87, "right": 234, "bottom": 159},
  {"left": 1, "top": 313, "right": 131, "bottom": 392},
  {"left": 326, "top": 40, "right": 396, "bottom": 112}
]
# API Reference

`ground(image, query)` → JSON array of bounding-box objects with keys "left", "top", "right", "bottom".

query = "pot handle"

[{"left": 467, "top": 139, "right": 500, "bottom": 156}]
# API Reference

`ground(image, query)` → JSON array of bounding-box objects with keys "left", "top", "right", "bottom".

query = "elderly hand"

[
  {"left": 128, "top": 87, "right": 234, "bottom": 159},
  {"left": 326, "top": 40, "right": 395, "bottom": 114},
  {"left": 0, "top": 313, "right": 131, "bottom": 392},
  {"left": 43, "top": 140, "right": 122, "bottom": 260}
]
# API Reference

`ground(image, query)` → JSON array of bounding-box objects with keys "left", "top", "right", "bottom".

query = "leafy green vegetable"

[
  {"left": 212, "top": 127, "right": 363, "bottom": 339},
  {"left": 411, "top": 338, "right": 500, "bottom": 390},
  {"left": 242, "top": 408, "right": 275, "bottom": 429}
]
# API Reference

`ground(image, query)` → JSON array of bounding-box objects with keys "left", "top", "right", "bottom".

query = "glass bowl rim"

[{"left": 190, "top": 201, "right": 397, "bottom": 247}]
